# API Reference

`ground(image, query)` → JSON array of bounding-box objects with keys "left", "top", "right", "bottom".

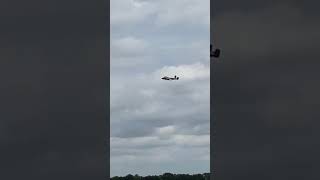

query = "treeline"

[{"left": 111, "top": 173, "right": 210, "bottom": 180}]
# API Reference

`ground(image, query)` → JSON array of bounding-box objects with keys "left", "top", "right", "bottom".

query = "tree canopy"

[{"left": 111, "top": 173, "right": 210, "bottom": 180}]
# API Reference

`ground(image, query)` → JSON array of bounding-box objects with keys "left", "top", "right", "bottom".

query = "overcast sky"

[{"left": 110, "top": 0, "right": 210, "bottom": 177}]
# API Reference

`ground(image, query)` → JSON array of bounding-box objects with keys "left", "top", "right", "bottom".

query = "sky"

[{"left": 110, "top": 0, "right": 210, "bottom": 177}]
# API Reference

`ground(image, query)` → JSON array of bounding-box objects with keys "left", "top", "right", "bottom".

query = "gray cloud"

[
  {"left": 111, "top": 63, "right": 211, "bottom": 177},
  {"left": 111, "top": 0, "right": 210, "bottom": 177}
]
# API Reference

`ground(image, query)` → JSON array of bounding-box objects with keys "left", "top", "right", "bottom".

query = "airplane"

[
  {"left": 210, "top": 44, "right": 221, "bottom": 58},
  {"left": 161, "top": 75, "right": 179, "bottom": 80}
]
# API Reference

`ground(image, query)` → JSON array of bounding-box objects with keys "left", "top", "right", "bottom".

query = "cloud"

[
  {"left": 111, "top": 0, "right": 209, "bottom": 28},
  {"left": 110, "top": 0, "right": 210, "bottom": 177},
  {"left": 156, "top": 125, "right": 175, "bottom": 138},
  {"left": 110, "top": 61, "right": 210, "bottom": 176},
  {"left": 155, "top": 62, "right": 210, "bottom": 81},
  {"left": 110, "top": 134, "right": 210, "bottom": 176},
  {"left": 111, "top": 62, "right": 210, "bottom": 136},
  {"left": 111, "top": 36, "right": 149, "bottom": 58},
  {"left": 111, "top": 36, "right": 151, "bottom": 67},
  {"left": 152, "top": 0, "right": 210, "bottom": 27},
  {"left": 110, "top": 0, "right": 156, "bottom": 27}
]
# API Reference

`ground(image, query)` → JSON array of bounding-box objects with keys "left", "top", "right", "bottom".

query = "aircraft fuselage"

[{"left": 161, "top": 76, "right": 179, "bottom": 80}]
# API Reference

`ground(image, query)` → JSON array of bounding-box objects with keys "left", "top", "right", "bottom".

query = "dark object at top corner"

[{"left": 210, "top": 44, "right": 220, "bottom": 58}]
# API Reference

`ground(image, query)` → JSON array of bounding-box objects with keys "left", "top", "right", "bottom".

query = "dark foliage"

[{"left": 111, "top": 173, "right": 210, "bottom": 180}]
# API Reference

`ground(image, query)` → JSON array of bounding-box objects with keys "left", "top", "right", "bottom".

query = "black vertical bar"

[{"left": 0, "top": 0, "right": 109, "bottom": 179}]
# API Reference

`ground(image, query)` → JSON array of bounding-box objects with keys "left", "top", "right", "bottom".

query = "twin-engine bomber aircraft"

[{"left": 162, "top": 75, "right": 179, "bottom": 80}]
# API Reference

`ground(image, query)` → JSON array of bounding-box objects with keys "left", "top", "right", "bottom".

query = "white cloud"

[
  {"left": 111, "top": 36, "right": 149, "bottom": 57},
  {"left": 155, "top": 125, "right": 176, "bottom": 139},
  {"left": 156, "top": 125, "right": 175, "bottom": 135},
  {"left": 111, "top": 36, "right": 151, "bottom": 67},
  {"left": 110, "top": 134, "right": 210, "bottom": 176},
  {"left": 111, "top": 134, "right": 209, "bottom": 150},
  {"left": 110, "top": 61, "right": 210, "bottom": 138},
  {"left": 110, "top": 0, "right": 156, "bottom": 26},
  {"left": 173, "top": 134, "right": 209, "bottom": 147},
  {"left": 110, "top": 61, "right": 210, "bottom": 176},
  {"left": 110, "top": 0, "right": 210, "bottom": 177},
  {"left": 111, "top": 0, "right": 210, "bottom": 28},
  {"left": 154, "top": 62, "right": 210, "bottom": 81},
  {"left": 152, "top": 0, "right": 210, "bottom": 27}
]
